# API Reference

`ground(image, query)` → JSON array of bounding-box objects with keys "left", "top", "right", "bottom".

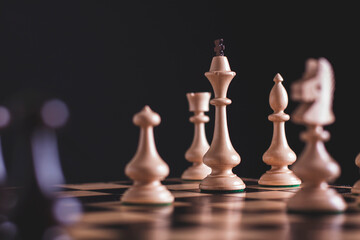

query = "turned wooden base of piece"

[
  {"left": 181, "top": 163, "right": 211, "bottom": 181},
  {"left": 121, "top": 181, "right": 174, "bottom": 205},
  {"left": 258, "top": 167, "right": 301, "bottom": 187},
  {"left": 199, "top": 173, "right": 245, "bottom": 193},
  {"left": 287, "top": 184, "right": 347, "bottom": 213},
  {"left": 352, "top": 180, "right": 360, "bottom": 194}
]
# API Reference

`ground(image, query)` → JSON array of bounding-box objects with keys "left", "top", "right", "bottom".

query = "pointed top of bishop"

[
  {"left": 274, "top": 73, "right": 284, "bottom": 83},
  {"left": 269, "top": 73, "right": 289, "bottom": 115}
]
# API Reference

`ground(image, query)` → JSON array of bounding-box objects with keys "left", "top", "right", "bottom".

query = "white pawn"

[
  {"left": 351, "top": 153, "right": 360, "bottom": 194},
  {"left": 258, "top": 74, "right": 301, "bottom": 187},
  {"left": 181, "top": 92, "right": 212, "bottom": 180},
  {"left": 121, "top": 106, "right": 174, "bottom": 205}
]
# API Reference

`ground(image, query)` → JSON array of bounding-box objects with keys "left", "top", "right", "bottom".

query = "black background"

[{"left": 0, "top": 1, "right": 359, "bottom": 185}]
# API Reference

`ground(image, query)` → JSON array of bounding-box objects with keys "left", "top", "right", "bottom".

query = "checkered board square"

[{"left": 58, "top": 178, "right": 360, "bottom": 240}]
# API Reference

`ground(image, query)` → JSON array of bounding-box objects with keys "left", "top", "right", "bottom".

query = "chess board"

[{"left": 57, "top": 178, "right": 360, "bottom": 240}]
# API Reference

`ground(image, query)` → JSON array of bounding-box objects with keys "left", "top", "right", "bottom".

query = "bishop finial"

[
  {"left": 269, "top": 73, "right": 288, "bottom": 114},
  {"left": 214, "top": 39, "right": 225, "bottom": 56},
  {"left": 274, "top": 73, "right": 284, "bottom": 83}
]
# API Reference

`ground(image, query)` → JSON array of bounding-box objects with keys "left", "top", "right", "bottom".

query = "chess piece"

[
  {"left": 351, "top": 153, "right": 360, "bottom": 194},
  {"left": 0, "top": 106, "right": 10, "bottom": 186},
  {"left": 199, "top": 39, "right": 245, "bottom": 193},
  {"left": 181, "top": 92, "right": 212, "bottom": 180},
  {"left": 0, "top": 106, "right": 16, "bottom": 240},
  {"left": 122, "top": 106, "right": 174, "bottom": 205},
  {"left": 258, "top": 74, "right": 301, "bottom": 187},
  {"left": 287, "top": 58, "right": 346, "bottom": 213},
  {"left": 6, "top": 95, "right": 82, "bottom": 239}
]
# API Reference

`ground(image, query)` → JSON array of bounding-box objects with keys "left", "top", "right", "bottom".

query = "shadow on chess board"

[{"left": 56, "top": 178, "right": 360, "bottom": 240}]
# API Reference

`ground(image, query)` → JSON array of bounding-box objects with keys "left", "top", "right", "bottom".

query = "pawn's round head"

[
  {"left": 0, "top": 106, "right": 10, "bottom": 128},
  {"left": 355, "top": 153, "right": 360, "bottom": 168},
  {"left": 133, "top": 105, "right": 161, "bottom": 127},
  {"left": 41, "top": 99, "right": 69, "bottom": 128}
]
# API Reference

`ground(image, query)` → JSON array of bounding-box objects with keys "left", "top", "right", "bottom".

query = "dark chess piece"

[
  {"left": 0, "top": 106, "right": 10, "bottom": 186},
  {"left": 0, "top": 106, "right": 18, "bottom": 240},
  {"left": 5, "top": 93, "right": 82, "bottom": 239}
]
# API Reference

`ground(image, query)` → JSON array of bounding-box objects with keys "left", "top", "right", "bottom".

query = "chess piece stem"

[
  {"left": 258, "top": 74, "right": 301, "bottom": 187},
  {"left": 287, "top": 125, "right": 346, "bottom": 212},
  {"left": 351, "top": 153, "right": 360, "bottom": 194},
  {"left": 122, "top": 106, "right": 174, "bottom": 205},
  {"left": 181, "top": 92, "right": 211, "bottom": 180},
  {"left": 199, "top": 42, "right": 245, "bottom": 192}
]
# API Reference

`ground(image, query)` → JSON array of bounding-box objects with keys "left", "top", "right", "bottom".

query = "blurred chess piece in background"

[
  {"left": 4, "top": 93, "right": 82, "bottom": 239},
  {"left": 351, "top": 153, "right": 360, "bottom": 194},
  {"left": 182, "top": 92, "right": 211, "bottom": 181},
  {"left": 0, "top": 106, "right": 17, "bottom": 240},
  {"left": 0, "top": 106, "right": 10, "bottom": 186},
  {"left": 287, "top": 58, "right": 346, "bottom": 213}
]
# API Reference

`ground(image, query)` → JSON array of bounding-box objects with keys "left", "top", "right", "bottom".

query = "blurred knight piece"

[{"left": 287, "top": 58, "right": 346, "bottom": 213}]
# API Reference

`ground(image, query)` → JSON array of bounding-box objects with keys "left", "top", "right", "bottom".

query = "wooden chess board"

[{"left": 57, "top": 178, "right": 360, "bottom": 240}]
